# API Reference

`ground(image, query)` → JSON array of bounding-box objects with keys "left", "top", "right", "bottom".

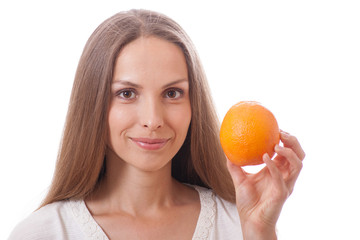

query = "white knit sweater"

[{"left": 9, "top": 186, "right": 242, "bottom": 240}]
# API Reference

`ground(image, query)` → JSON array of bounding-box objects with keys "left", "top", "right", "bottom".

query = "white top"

[{"left": 9, "top": 186, "right": 242, "bottom": 240}]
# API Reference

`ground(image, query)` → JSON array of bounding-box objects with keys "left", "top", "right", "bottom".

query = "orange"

[{"left": 220, "top": 101, "right": 280, "bottom": 166}]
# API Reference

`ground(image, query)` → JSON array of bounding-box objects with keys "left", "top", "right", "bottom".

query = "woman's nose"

[{"left": 139, "top": 99, "right": 164, "bottom": 131}]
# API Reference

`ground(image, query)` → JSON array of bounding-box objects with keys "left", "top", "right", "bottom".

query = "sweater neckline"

[{"left": 66, "top": 185, "right": 215, "bottom": 240}]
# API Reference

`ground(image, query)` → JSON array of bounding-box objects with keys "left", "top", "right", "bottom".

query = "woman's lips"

[{"left": 130, "top": 138, "right": 170, "bottom": 150}]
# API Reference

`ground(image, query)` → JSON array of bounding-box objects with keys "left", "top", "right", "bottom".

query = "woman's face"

[{"left": 107, "top": 37, "right": 191, "bottom": 172}]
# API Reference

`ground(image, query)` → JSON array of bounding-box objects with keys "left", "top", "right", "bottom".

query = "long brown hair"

[{"left": 40, "top": 9, "right": 235, "bottom": 208}]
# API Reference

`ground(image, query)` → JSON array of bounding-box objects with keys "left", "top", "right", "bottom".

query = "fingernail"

[
  {"left": 275, "top": 144, "right": 281, "bottom": 151},
  {"left": 280, "top": 129, "right": 290, "bottom": 134},
  {"left": 281, "top": 131, "right": 289, "bottom": 138}
]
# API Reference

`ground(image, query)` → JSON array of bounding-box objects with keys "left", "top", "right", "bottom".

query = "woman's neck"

[{"left": 86, "top": 154, "right": 182, "bottom": 217}]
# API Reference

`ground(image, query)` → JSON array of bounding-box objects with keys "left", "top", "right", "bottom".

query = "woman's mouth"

[{"left": 130, "top": 137, "right": 170, "bottom": 150}]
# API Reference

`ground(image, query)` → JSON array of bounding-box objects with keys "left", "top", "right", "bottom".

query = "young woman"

[{"left": 9, "top": 9, "right": 305, "bottom": 240}]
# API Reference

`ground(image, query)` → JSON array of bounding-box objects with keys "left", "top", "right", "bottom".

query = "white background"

[{"left": 1, "top": 0, "right": 359, "bottom": 239}]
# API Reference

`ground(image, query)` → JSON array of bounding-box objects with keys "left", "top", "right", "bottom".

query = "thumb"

[{"left": 226, "top": 158, "right": 247, "bottom": 186}]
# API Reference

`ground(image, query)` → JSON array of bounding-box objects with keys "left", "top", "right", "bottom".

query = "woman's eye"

[
  {"left": 165, "top": 89, "right": 183, "bottom": 99},
  {"left": 117, "top": 90, "right": 136, "bottom": 100}
]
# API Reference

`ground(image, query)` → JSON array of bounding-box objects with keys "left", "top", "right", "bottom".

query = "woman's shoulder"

[
  {"left": 192, "top": 185, "right": 238, "bottom": 216},
  {"left": 192, "top": 185, "right": 242, "bottom": 239},
  {"left": 8, "top": 200, "right": 82, "bottom": 240}
]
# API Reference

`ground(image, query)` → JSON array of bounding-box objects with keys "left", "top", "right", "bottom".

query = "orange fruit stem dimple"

[{"left": 220, "top": 101, "right": 280, "bottom": 166}]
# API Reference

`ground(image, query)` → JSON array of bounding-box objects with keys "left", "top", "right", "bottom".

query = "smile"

[{"left": 130, "top": 137, "right": 170, "bottom": 151}]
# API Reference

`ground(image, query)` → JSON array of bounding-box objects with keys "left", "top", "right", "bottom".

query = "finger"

[
  {"left": 272, "top": 154, "right": 289, "bottom": 172},
  {"left": 263, "top": 153, "right": 284, "bottom": 183},
  {"left": 280, "top": 130, "right": 306, "bottom": 160},
  {"left": 226, "top": 159, "right": 248, "bottom": 186},
  {"left": 263, "top": 154, "right": 288, "bottom": 200},
  {"left": 274, "top": 144, "right": 303, "bottom": 193},
  {"left": 275, "top": 144, "right": 303, "bottom": 174}
]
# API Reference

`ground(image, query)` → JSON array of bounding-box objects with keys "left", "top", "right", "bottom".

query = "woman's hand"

[{"left": 227, "top": 130, "right": 305, "bottom": 240}]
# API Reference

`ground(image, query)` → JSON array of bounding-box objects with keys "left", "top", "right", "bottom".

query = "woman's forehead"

[{"left": 113, "top": 37, "right": 188, "bottom": 86}]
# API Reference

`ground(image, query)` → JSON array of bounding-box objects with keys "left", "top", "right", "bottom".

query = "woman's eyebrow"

[
  {"left": 112, "top": 79, "right": 188, "bottom": 88},
  {"left": 162, "top": 79, "right": 188, "bottom": 88},
  {"left": 112, "top": 80, "right": 141, "bottom": 88}
]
